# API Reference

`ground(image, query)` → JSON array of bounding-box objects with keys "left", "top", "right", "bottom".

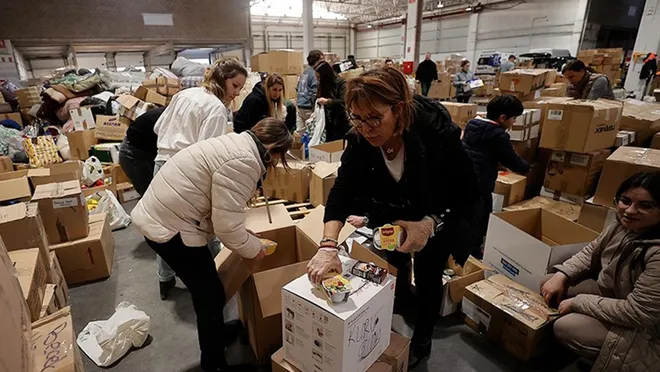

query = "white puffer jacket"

[{"left": 131, "top": 132, "right": 265, "bottom": 259}]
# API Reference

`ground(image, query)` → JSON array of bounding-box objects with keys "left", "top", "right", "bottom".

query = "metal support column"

[
  {"left": 303, "top": 0, "right": 314, "bottom": 58},
  {"left": 404, "top": 0, "right": 423, "bottom": 72}
]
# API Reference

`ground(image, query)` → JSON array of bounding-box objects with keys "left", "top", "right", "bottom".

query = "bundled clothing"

[
  {"left": 568, "top": 72, "right": 615, "bottom": 100},
  {"left": 552, "top": 222, "right": 660, "bottom": 372},
  {"left": 325, "top": 95, "right": 483, "bottom": 344},
  {"left": 320, "top": 77, "right": 350, "bottom": 142},
  {"left": 233, "top": 82, "right": 296, "bottom": 134}
]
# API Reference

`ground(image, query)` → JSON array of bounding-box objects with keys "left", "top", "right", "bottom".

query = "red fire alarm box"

[{"left": 402, "top": 61, "right": 414, "bottom": 75}]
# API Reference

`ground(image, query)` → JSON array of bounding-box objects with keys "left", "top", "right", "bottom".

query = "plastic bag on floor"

[
  {"left": 82, "top": 156, "right": 104, "bottom": 186},
  {"left": 77, "top": 302, "right": 151, "bottom": 367},
  {"left": 88, "top": 189, "right": 131, "bottom": 230}
]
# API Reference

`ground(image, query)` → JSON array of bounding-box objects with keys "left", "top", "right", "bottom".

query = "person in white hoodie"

[
  {"left": 152, "top": 58, "right": 247, "bottom": 299},
  {"left": 132, "top": 117, "right": 293, "bottom": 372}
]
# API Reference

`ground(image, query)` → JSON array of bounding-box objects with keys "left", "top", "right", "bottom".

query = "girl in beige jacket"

[
  {"left": 541, "top": 172, "right": 660, "bottom": 371},
  {"left": 131, "top": 118, "right": 293, "bottom": 372}
]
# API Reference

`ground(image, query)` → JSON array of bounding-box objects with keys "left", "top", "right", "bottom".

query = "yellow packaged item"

[
  {"left": 374, "top": 224, "right": 405, "bottom": 251},
  {"left": 22, "top": 136, "right": 62, "bottom": 167},
  {"left": 260, "top": 238, "right": 278, "bottom": 256},
  {"left": 318, "top": 272, "right": 352, "bottom": 304}
]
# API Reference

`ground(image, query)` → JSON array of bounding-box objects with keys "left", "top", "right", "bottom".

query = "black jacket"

[
  {"left": 323, "top": 77, "right": 350, "bottom": 142},
  {"left": 124, "top": 106, "right": 166, "bottom": 157},
  {"left": 324, "top": 95, "right": 483, "bottom": 264},
  {"left": 462, "top": 118, "right": 531, "bottom": 194},
  {"left": 415, "top": 60, "right": 438, "bottom": 83},
  {"left": 234, "top": 82, "right": 296, "bottom": 133},
  {"left": 640, "top": 58, "right": 658, "bottom": 80}
]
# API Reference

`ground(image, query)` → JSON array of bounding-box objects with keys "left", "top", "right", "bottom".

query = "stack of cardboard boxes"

[
  {"left": 250, "top": 50, "right": 304, "bottom": 101},
  {"left": 415, "top": 72, "right": 453, "bottom": 100},
  {"left": 497, "top": 69, "right": 549, "bottom": 102},
  {"left": 577, "top": 48, "right": 624, "bottom": 86}
]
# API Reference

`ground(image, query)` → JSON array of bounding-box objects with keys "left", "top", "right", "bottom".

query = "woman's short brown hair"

[
  {"left": 460, "top": 59, "right": 470, "bottom": 67},
  {"left": 203, "top": 58, "right": 248, "bottom": 101},
  {"left": 251, "top": 117, "right": 294, "bottom": 171},
  {"left": 345, "top": 67, "right": 415, "bottom": 132}
]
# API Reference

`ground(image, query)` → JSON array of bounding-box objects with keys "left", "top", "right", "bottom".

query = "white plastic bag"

[
  {"left": 82, "top": 156, "right": 104, "bottom": 187},
  {"left": 307, "top": 103, "right": 326, "bottom": 146},
  {"left": 77, "top": 302, "right": 150, "bottom": 367},
  {"left": 88, "top": 190, "right": 132, "bottom": 230}
]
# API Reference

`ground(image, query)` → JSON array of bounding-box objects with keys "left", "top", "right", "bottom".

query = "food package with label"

[
  {"left": 373, "top": 224, "right": 406, "bottom": 251},
  {"left": 318, "top": 272, "right": 352, "bottom": 304}
]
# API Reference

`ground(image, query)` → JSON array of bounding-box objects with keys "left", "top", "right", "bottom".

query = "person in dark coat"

[
  {"left": 234, "top": 73, "right": 296, "bottom": 134},
  {"left": 415, "top": 52, "right": 438, "bottom": 97},
  {"left": 306, "top": 67, "right": 483, "bottom": 370},
  {"left": 315, "top": 61, "right": 350, "bottom": 141},
  {"left": 119, "top": 107, "right": 166, "bottom": 196},
  {"left": 640, "top": 53, "right": 658, "bottom": 98},
  {"left": 462, "top": 94, "right": 531, "bottom": 254}
]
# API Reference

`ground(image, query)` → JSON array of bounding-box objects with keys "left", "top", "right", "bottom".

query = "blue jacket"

[
  {"left": 462, "top": 117, "right": 531, "bottom": 193},
  {"left": 296, "top": 67, "right": 318, "bottom": 109}
]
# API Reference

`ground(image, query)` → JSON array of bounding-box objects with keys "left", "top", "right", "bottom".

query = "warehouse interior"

[{"left": 1, "top": 0, "right": 660, "bottom": 372}]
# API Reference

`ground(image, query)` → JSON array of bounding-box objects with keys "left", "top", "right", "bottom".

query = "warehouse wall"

[
  {"left": 356, "top": 25, "right": 406, "bottom": 59},
  {"left": 2, "top": 0, "right": 249, "bottom": 43},
  {"left": 251, "top": 19, "right": 351, "bottom": 59}
]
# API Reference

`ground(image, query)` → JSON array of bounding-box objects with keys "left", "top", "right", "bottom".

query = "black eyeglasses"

[
  {"left": 348, "top": 106, "right": 392, "bottom": 129},
  {"left": 615, "top": 196, "right": 659, "bottom": 215}
]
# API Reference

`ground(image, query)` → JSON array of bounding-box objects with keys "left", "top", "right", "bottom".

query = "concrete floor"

[{"left": 70, "top": 201, "right": 583, "bottom": 372}]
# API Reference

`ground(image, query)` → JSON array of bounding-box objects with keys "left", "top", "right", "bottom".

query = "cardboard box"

[
  {"left": 39, "top": 284, "right": 59, "bottom": 318},
  {"left": 543, "top": 149, "right": 610, "bottom": 200},
  {"left": 142, "top": 76, "right": 180, "bottom": 97},
  {"left": 309, "top": 140, "right": 345, "bottom": 163},
  {"left": 310, "top": 161, "right": 340, "bottom": 207},
  {"left": 377, "top": 332, "right": 410, "bottom": 372},
  {"left": 494, "top": 172, "right": 527, "bottom": 207},
  {"left": 251, "top": 53, "right": 270, "bottom": 72},
  {"left": 263, "top": 161, "right": 313, "bottom": 203},
  {"left": 578, "top": 197, "right": 616, "bottom": 233},
  {"left": 116, "top": 182, "right": 140, "bottom": 203},
  {"left": 442, "top": 102, "right": 478, "bottom": 128},
  {"left": 538, "top": 69, "right": 558, "bottom": 88},
  {"left": 70, "top": 107, "right": 96, "bottom": 130},
  {"left": 416, "top": 76, "right": 452, "bottom": 99},
  {"left": 50, "top": 213, "right": 115, "bottom": 285},
  {"left": 652, "top": 133, "right": 660, "bottom": 149},
  {"left": 28, "top": 161, "right": 83, "bottom": 188},
  {"left": 15, "top": 87, "right": 41, "bottom": 108},
  {"left": 593, "top": 147, "right": 660, "bottom": 206},
  {"left": 31, "top": 181, "right": 89, "bottom": 244},
  {"left": 0, "top": 236, "right": 34, "bottom": 372},
  {"left": 500, "top": 69, "right": 548, "bottom": 94},
  {"left": 282, "top": 255, "right": 395, "bottom": 372},
  {"left": 9, "top": 248, "right": 47, "bottom": 321},
  {"left": 1, "top": 111, "right": 23, "bottom": 126},
  {"left": 32, "top": 307, "right": 85, "bottom": 372},
  {"left": 283, "top": 75, "right": 299, "bottom": 101},
  {"left": 268, "top": 50, "right": 304, "bottom": 75},
  {"left": 272, "top": 345, "right": 398, "bottom": 372},
  {"left": 511, "top": 137, "right": 539, "bottom": 164},
  {"left": 508, "top": 109, "right": 541, "bottom": 141},
  {"left": 483, "top": 208, "right": 598, "bottom": 290},
  {"left": 95, "top": 115, "right": 131, "bottom": 141},
  {"left": 504, "top": 196, "right": 581, "bottom": 222},
  {"left": 615, "top": 130, "right": 636, "bottom": 147},
  {"left": 439, "top": 256, "right": 490, "bottom": 317},
  {"left": 540, "top": 99, "right": 622, "bottom": 153},
  {"left": 66, "top": 130, "right": 98, "bottom": 160},
  {"left": 462, "top": 274, "right": 555, "bottom": 360},
  {"left": 0, "top": 170, "right": 31, "bottom": 202},
  {"left": 116, "top": 94, "right": 156, "bottom": 121},
  {"left": 134, "top": 85, "right": 168, "bottom": 106},
  {"left": 619, "top": 99, "right": 660, "bottom": 145},
  {"left": 216, "top": 205, "right": 359, "bottom": 361},
  {"left": 0, "top": 155, "right": 13, "bottom": 172},
  {"left": 48, "top": 251, "right": 69, "bottom": 309}
]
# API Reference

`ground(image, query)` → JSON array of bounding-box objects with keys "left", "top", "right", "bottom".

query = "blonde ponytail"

[{"left": 202, "top": 58, "right": 248, "bottom": 101}]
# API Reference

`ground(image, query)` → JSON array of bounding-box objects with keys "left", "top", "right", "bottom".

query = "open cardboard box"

[
  {"left": 0, "top": 170, "right": 31, "bottom": 202},
  {"left": 440, "top": 256, "right": 492, "bottom": 316},
  {"left": 217, "top": 204, "right": 400, "bottom": 361},
  {"left": 27, "top": 161, "right": 83, "bottom": 189}
]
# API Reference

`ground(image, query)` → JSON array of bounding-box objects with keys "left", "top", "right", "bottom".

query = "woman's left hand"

[
  {"left": 317, "top": 98, "right": 329, "bottom": 106},
  {"left": 558, "top": 298, "right": 575, "bottom": 315},
  {"left": 394, "top": 218, "right": 434, "bottom": 253}
]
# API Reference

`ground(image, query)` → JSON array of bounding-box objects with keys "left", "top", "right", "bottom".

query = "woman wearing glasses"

[
  {"left": 306, "top": 67, "right": 483, "bottom": 369},
  {"left": 541, "top": 172, "right": 660, "bottom": 371}
]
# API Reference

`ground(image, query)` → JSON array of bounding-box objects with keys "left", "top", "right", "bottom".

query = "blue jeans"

[{"left": 153, "top": 160, "right": 221, "bottom": 282}]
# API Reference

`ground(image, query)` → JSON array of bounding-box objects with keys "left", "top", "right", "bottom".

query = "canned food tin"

[{"left": 374, "top": 224, "right": 405, "bottom": 251}]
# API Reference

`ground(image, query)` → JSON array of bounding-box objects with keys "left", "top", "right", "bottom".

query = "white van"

[{"left": 476, "top": 51, "right": 514, "bottom": 74}]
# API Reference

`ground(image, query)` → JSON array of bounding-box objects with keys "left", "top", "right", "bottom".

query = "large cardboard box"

[
  {"left": 116, "top": 95, "right": 156, "bottom": 121},
  {"left": 652, "top": 133, "right": 660, "bottom": 149},
  {"left": 508, "top": 109, "right": 541, "bottom": 141},
  {"left": 483, "top": 209, "right": 599, "bottom": 290},
  {"left": 377, "top": 332, "right": 410, "bottom": 372},
  {"left": 272, "top": 344, "right": 399, "bottom": 372},
  {"left": 416, "top": 76, "right": 452, "bottom": 99},
  {"left": 540, "top": 99, "right": 622, "bottom": 153},
  {"left": 95, "top": 115, "right": 131, "bottom": 141},
  {"left": 31, "top": 181, "right": 89, "bottom": 244},
  {"left": 504, "top": 196, "right": 581, "bottom": 222},
  {"left": 268, "top": 50, "right": 304, "bottom": 75},
  {"left": 462, "top": 274, "right": 556, "bottom": 360},
  {"left": 442, "top": 102, "right": 478, "bottom": 129},
  {"left": 0, "top": 154, "right": 13, "bottom": 172},
  {"left": 511, "top": 137, "right": 539, "bottom": 164},
  {"left": 134, "top": 85, "right": 168, "bottom": 107},
  {"left": 615, "top": 130, "right": 636, "bottom": 147},
  {"left": 49, "top": 251, "right": 69, "bottom": 309},
  {"left": 309, "top": 140, "right": 345, "bottom": 163},
  {"left": 494, "top": 172, "right": 527, "bottom": 207},
  {"left": 15, "top": 87, "right": 41, "bottom": 108},
  {"left": 1, "top": 111, "right": 23, "bottom": 126},
  {"left": 142, "top": 76, "right": 180, "bottom": 97},
  {"left": 32, "top": 307, "right": 85, "bottom": 372},
  {"left": 281, "top": 255, "right": 396, "bottom": 372},
  {"left": 578, "top": 197, "right": 616, "bottom": 233},
  {"left": 50, "top": 213, "right": 115, "bottom": 285},
  {"left": 216, "top": 205, "right": 360, "bottom": 361},
  {"left": 543, "top": 149, "right": 610, "bottom": 201},
  {"left": 28, "top": 161, "right": 83, "bottom": 188},
  {"left": 70, "top": 107, "right": 96, "bottom": 131},
  {"left": 263, "top": 160, "right": 313, "bottom": 203},
  {"left": 500, "top": 69, "right": 548, "bottom": 94},
  {"left": 619, "top": 99, "right": 660, "bottom": 145},
  {"left": 0, "top": 237, "right": 34, "bottom": 372},
  {"left": 593, "top": 147, "right": 660, "bottom": 206},
  {"left": 283, "top": 75, "right": 299, "bottom": 101},
  {"left": 310, "top": 162, "right": 340, "bottom": 207},
  {"left": 439, "top": 256, "right": 490, "bottom": 317},
  {"left": 251, "top": 53, "right": 270, "bottom": 72},
  {"left": 66, "top": 130, "right": 98, "bottom": 160},
  {"left": 0, "top": 170, "right": 31, "bottom": 202},
  {"left": 9, "top": 248, "right": 47, "bottom": 321}
]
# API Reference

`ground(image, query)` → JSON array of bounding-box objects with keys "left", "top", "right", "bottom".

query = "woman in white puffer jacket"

[{"left": 131, "top": 118, "right": 293, "bottom": 372}]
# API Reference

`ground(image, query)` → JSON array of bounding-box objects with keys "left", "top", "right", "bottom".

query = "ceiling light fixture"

[
  {"left": 466, "top": 6, "right": 473, "bottom": 11},
  {"left": 437, "top": 1, "right": 444, "bottom": 8},
  {"left": 367, "top": 24, "right": 373, "bottom": 28}
]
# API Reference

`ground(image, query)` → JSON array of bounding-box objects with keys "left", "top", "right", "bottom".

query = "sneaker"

[
  {"left": 159, "top": 278, "right": 176, "bottom": 300},
  {"left": 408, "top": 339, "right": 432, "bottom": 370}
]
